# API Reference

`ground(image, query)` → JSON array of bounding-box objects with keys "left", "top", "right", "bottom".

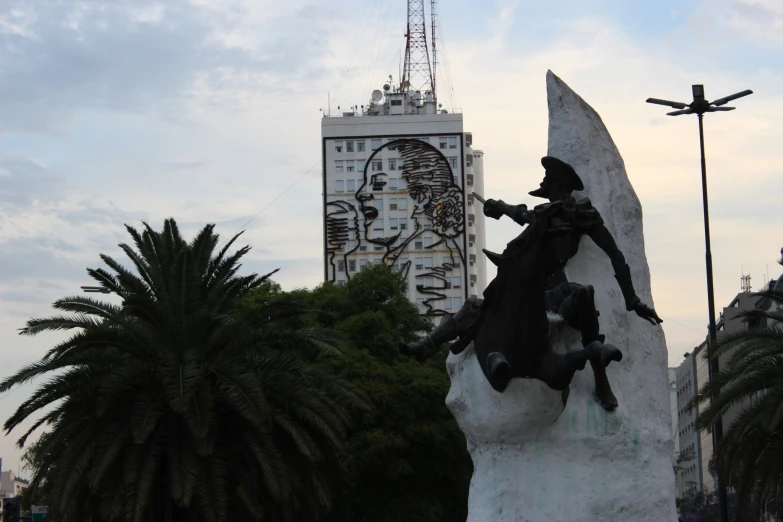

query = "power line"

[
  {"left": 333, "top": 0, "right": 384, "bottom": 108},
  {"left": 219, "top": 159, "right": 322, "bottom": 247}
]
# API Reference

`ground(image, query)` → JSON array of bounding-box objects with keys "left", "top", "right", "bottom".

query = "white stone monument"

[{"left": 445, "top": 71, "right": 677, "bottom": 522}]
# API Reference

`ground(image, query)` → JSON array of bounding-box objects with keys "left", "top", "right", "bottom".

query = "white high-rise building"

[{"left": 321, "top": 85, "right": 487, "bottom": 316}]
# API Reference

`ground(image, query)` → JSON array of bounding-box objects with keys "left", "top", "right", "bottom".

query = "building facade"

[
  {"left": 672, "top": 281, "right": 781, "bottom": 498},
  {"left": 321, "top": 86, "right": 487, "bottom": 314},
  {"left": 0, "top": 470, "right": 28, "bottom": 499}
]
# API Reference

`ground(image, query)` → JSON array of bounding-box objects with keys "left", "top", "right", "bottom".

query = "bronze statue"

[{"left": 399, "top": 156, "right": 662, "bottom": 411}]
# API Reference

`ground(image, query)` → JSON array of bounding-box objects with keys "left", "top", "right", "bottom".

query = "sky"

[{"left": 0, "top": 0, "right": 781, "bottom": 472}]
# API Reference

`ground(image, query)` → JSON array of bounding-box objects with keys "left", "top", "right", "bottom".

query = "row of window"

[
  {"left": 334, "top": 156, "right": 459, "bottom": 174},
  {"left": 416, "top": 275, "right": 462, "bottom": 288},
  {"left": 335, "top": 178, "right": 410, "bottom": 192},
  {"left": 679, "top": 421, "right": 696, "bottom": 436},
  {"left": 336, "top": 257, "right": 461, "bottom": 273},
  {"left": 333, "top": 136, "right": 459, "bottom": 154},
  {"left": 416, "top": 296, "right": 464, "bottom": 311}
]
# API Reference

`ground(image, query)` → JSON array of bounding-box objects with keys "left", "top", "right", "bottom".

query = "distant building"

[
  {"left": 321, "top": 88, "right": 487, "bottom": 315},
  {"left": 0, "top": 469, "right": 29, "bottom": 498},
  {"left": 673, "top": 276, "right": 781, "bottom": 498}
]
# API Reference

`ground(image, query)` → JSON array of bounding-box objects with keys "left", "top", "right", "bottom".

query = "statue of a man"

[{"left": 400, "top": 156, "right": 662, "bottom": 410}]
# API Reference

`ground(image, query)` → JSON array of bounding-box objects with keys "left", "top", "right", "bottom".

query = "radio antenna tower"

[
  {"left": 431, "top": 0, "right": 437, "bottom": 105},
  {"left": 402, "top": 0, "right": 434, "bottom": 96},
  {"left": 741, "top": 273, "right": 752, "bottom": 293}
]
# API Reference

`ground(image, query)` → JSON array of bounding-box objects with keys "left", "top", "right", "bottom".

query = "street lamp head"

[
  {"left": 645, "top": 97, "right": 689, "bottom": 110},
  {"left": 81, "top": 286, "right": 111, "bottom": 294},
  {"left": 710, "top": 89, "right": 753, "bottom": 107},
  {"left": 692, "top": 84, "right": 705, "bottom": 102}
]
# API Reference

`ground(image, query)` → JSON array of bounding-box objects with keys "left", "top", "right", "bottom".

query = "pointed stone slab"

[{"left": 445, "top": 71, "right": 677, "bottom": 521}]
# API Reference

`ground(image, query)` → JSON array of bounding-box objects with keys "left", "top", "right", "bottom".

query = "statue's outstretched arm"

[
  {"left": 587, "top": 225, "right": 663, "bottom": 325},
  {"left": 483, "top": 199, "right": 530, "bottom": 227}
]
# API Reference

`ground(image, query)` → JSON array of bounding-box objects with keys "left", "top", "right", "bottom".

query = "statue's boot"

[
  {"left": 587, "top": 339, "right": 622, "bottom": 411},
  {"left": 399, "top": 315, "right": 457, "bottom": 359},
  {"left": 486, "top": 352, "right": 513, "bottom": 392}
]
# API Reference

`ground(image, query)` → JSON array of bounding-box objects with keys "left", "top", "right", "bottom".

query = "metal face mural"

[
  {"left": 358, "top": 138, "right": 466, "bottom": 314},
  {"left": 325, "top": 200, "right": 361, "bottom": 281}
]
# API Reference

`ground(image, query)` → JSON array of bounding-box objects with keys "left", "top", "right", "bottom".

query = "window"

[
  {"left": 453, "top": 275, "right": 462, "bottom": 288},
  {"left": 448, "top": 157, "right": 458, "bottom": 169},
  {"left": 371, "top": 139, "right": 382, "bottom": 150},
  {"left": 389, "top": 198, "right": 397, "bottom": 210},
  {"left": 337, "top": 260, "right": 345, "bottom": 272},
  {"left": 357, "top": 141, "right": 366, "bottom": 152},
  {"left": 449, "top": 136, "right": 457, "bottom": 149},
  {"left": 389, "top": 159, "right": 397, "bottom": 170},
  {"left": 416, "top": 298, "right": 425, "bottom": 309},
  {"left": 453, "top": 296, "right": 463, "bottom": 308},
  {"left": 399, "top": 217, "right": 408, "bottom": 230},
  {"left": 359, "top": 245, "right": 367, "bottom": 251},
  {"left": 418, "top": 137, "right": 429, "bottom": 143},
  {"left": 398, "top": 176, "right": 406, "bottom": 189},
  {"left": 374, "top": 246, "right": 383, "bottom": 251},
  {"left": 346, "top": 160, "right": 355, "bottom": 172},
  {"left": 335, "top": 141, "right": 344, "bottom": 153},
  {"left": 391, "top": 99, "right": 402, "bottom": 106},
  {"left": 335, "top": 160, "right": 344, "bottom": 173},
  {"left": 372, "top": 160, "right": 382, "bottom": 171},
  {"left": 415, "top": 240, "right": 423, "bottom": 249},
  {"left": 337, "top": 280, "right": 346, "bottom": 287},
  {"left": 346, "top": 141, "right": 354, "bottom": 152},
  {"left": 390, "top": 218, "right": 398, "bottom": 230},
  {"left": 424, "top": 276, "right": 433, "bottom": 287},
  {"left": 424, "top": 257, "right": 433, "bottom": 269},
  {"left": 335, "top": 180, "right": 344, "bottom": 192},
  {"left": 415, "top": 257, "right": 423, "bottom": 269},
  {"left": 375, "top": 198, "right": 383, "bottom": 211},
  {"left": 423, "top": 236, "right": 433, "bottom": 248},
  {"left": 390, "top": 178, "right": 398, "bottom": 190},
  {"left": 453, "top": 261, "right": 461, "bottom": 269},
  {"left": 359, "top": 258, "right": 368, "bottom": 270},
  {"left": 346, "top": 179, "right": 355, "bottom": 191},
  {"left": 439, "top": 137, "right": 448, "bottom": 150},
  {"left": 443, "top": 297, "right": 453, "bottom": 310},
  {"left": 398, "top": 198, "right": 407, "bottom": 210},
  {"left": 373, "top": 219, "right": 384, "bottom": 230},
  {"left": 349, "top": 259, "right": 356, "bottom": 272}
]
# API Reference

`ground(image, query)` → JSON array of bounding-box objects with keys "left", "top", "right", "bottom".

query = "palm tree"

[
  {"left": 2, "top": 219, "right": 363, "bottom": 522},
  {"left": 694, "top": 255, "right": 783, "bottom": 519}
]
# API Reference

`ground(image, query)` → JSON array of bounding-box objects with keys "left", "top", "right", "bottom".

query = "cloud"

[
  {"left": 0, "top": 0, "right": 781, "bottom": 471},
  {"left": 0, "top": 155, "right": 66, "bottom": 208},
  {"left": 0, "top": 0, "right": 333, "bottom": 134}
]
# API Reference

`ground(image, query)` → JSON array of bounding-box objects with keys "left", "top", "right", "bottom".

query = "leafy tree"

[
  {"left": 694, "top": 255, "right": 783, "bottom": 519},
  {"left": 676, "top": 490, "right": 748, "bottom": 522},
  {"left": 239, "top": 264, "right": 473, "bottom": 522},
  {"left": 2, "top": 219, "right": 363, "bottom": 522},
  {"left": 19, "top": 432, "right": 53, "bottom": 511}
]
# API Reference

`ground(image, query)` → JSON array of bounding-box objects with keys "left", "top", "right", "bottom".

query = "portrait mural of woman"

[
  {"left": 354, "top": 138, "right": 466, "bottom": 314},
  {"left": 324, "top": 200, "right": 361, "bottom": 281}
]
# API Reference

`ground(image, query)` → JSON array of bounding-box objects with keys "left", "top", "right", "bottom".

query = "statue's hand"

[
  {"left": 483, "top": 199, "right": 505, "bottom": 219},
  {"left": 634, "top": 302, "right": 663, "bottom": 325}
]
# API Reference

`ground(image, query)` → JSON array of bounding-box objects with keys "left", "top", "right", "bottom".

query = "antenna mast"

[
  {"left": 431, "top": 0, "right": 437, "bottom": 104},
  {"left": 741, "top": 273, "right": 752, "bottom": 293},
  {"left": 402, "top": 0, "right": 434, "bottom": 94}
]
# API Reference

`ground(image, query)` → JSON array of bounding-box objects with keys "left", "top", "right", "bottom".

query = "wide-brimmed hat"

[{"left": 529, "top": 156, "right": 585, "bottom": 198}]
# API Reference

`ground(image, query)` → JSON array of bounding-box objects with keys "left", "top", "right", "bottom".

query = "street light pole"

[{"left": 647, "top": 84, "right": 753, "bottom": 522}]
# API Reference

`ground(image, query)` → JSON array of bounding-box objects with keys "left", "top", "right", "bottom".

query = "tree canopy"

[
  {"left": 3, "top": 219, "right": 363, "bottom": 522},
  {"left": 239, "top": 263, "right": 472, "bottom": 522},
  {"left": 694, "top": 258, "right": 783, "bottom": 519}
]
